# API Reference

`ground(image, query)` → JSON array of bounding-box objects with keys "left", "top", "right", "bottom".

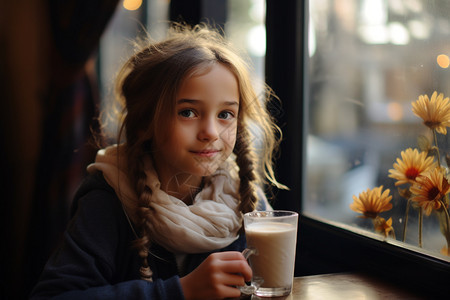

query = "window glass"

[
  {"left": 227, "top": 0, "right": 266, "bottom": 90},
  {"left": 98, "top": 0, "right": 169, "bottom": 138},
  {"left": 306, "top": 0, "right": 450, "bottom": 260}
]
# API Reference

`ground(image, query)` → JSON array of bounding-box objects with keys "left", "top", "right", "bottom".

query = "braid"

[
  {"left": 234, "top": 123, "right": 258, "bottom": 213},
  {"left": 127, "top": 144, "right": 154, "bottom": 281}
]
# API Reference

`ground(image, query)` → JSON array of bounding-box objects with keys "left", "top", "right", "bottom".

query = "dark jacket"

[{"left": 30, "top": 173, "right": 247, "bottom": 299}]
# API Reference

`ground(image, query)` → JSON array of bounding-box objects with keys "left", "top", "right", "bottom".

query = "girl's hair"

[{"left": 107, "top": 23, "right": 286, "bottom": 280}]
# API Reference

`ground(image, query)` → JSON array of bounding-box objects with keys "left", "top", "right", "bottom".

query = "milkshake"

[{"left": 243, "top": 211, "right": 298, "bottom": 297}]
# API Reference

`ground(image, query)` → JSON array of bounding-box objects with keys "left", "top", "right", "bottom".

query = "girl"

[{"left": 31, "top": 23, "right": 286, "bottom": 300}]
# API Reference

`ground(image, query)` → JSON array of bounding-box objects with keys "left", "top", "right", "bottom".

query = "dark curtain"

[{"left": 17, "top": 0, "right": 119, "bottom": 298}]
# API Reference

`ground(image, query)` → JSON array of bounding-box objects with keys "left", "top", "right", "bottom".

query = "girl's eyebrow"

[
  {"left": 224, "top": 101, "right": 239, "bottom": 107},
  {"left": 177, "top": 99, "right": 199, "bottom": 105},
  {"left": 176, "top": 98, "right": 239, "bottom": 107}
]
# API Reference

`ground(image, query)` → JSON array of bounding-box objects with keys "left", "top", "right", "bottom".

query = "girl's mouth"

[{"left": 191, "top": 150, "right": 220, "bottom": 157}]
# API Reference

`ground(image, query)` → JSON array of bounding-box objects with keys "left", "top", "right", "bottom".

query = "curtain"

[{"left": 18, "top": 0, "right": 120, "bottom": 298}]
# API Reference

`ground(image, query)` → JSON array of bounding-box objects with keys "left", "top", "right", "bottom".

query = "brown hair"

[{"left": 107, "top": 23, "right": 286, "bottom": 280}]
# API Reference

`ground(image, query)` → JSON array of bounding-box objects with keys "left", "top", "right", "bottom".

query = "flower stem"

[
  {"left": 402, "top": 199, "right": 411, "bottom": 242},
  {"left": 419, "top": 207, "right": 423, "bottom": 248},
  {"left": 438, "top": 199, "right": 450, "bottom": 251},
  {"left": 432, "top": 129, "right": 441, "bottom": 166}
]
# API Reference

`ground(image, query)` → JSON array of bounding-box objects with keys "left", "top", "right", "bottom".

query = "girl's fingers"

[
  {"left": 218, "top": 270, "right": 248, "bottom": 286},
  {"left": 210, "top": 252, "right": 253, "bottom": 281},
  {"left": 219, "top": 260, "right": 252, "bottom": 281},
  {"left": 211, "top": 251, "right": 246, "bottom": 261}
]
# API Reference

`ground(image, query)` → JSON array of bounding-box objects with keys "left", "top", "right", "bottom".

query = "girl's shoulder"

[
  {"left": 67, "top": 172, "right": 135, "bottom": 255},
  {"left": 70, "top": 172, "right": 118, "bottom": 217},
  {"left": 75, "top": 172, "right": 115, "bottom": 195}
]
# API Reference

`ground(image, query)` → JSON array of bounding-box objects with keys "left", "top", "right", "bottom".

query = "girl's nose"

[{"left": 198, "top": 117, "right": 219, "bottom": 142}]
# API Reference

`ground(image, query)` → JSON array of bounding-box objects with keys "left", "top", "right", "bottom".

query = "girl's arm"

[{"left": 30, "top": 184, "right": 185, "bottom": 300}]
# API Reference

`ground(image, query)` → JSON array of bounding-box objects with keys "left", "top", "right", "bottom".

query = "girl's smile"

[{"left": 190, "top": 149, "right": 221, "bottom": 158}]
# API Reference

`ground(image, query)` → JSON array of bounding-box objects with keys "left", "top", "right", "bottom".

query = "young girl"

[{"left": 31, "top": 23, "right": 286, "bottom": 300}]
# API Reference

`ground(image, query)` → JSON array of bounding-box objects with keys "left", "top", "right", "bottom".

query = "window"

[{"left": 305, "top": 0, "right": 450, "bottom": 261}]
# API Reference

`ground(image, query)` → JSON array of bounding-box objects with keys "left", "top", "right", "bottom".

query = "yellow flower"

[
  {"left": 411, "top": 91, "right": 450, "bottom": 134},
  {"left": 374, "top": 217, "right": 394, "bottom": 237},
  {"left": 410, "top": 168, "right": 450, "bottom": 216},
  {"left": 350, "top": 186, "right": 393, "bottom": 219},
  {"left": 388, "top": 148, "right": 436, "bottom": 186}
]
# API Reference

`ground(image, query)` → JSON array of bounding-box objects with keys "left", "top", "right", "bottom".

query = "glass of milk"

[{"left": 240, "top": 211, "right": 298, "bottom": 297}]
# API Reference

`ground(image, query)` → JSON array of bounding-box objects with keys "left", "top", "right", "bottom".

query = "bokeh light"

[
  {"left": 123, "top": 0, "right": 142, "bottom": 11},
  {"left": 437, "top": 54, "right": 450, "bottom": 68},
  {"left": 387, "top": 101, "right": 403, "bottom": 121}
]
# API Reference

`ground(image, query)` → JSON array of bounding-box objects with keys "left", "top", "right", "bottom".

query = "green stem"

[
  {"left": 438, "top": 199, "right": 450, "bottom": 252},
  {"left": 402, "top": 199, "right": 411, "bottom": 242},
  {"left": 419, "top": 207, "right": 423, "bottom": 248},
  {"left": 432, "top": 129, "right": 441, "bottom": 166}
]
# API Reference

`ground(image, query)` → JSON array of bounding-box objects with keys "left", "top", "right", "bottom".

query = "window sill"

[{"left": 296, "top": 213, "right": 450, "bottom": 297}]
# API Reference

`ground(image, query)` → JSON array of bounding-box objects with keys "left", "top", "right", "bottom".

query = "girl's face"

[{"left": 152, "top": 63, "right": 239, "bottom": 183}]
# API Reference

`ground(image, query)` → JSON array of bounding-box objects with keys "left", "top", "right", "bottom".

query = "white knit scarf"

[{"left": 86, "top": 145, "right": 242, "bottom": 254}]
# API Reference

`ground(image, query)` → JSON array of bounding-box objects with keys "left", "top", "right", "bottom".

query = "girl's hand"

[{"left": 179, "top": 251, "right": 252, "bottom": 300}]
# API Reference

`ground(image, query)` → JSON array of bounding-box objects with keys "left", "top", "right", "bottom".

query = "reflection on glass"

[
  {"left": 305, "top": 0, "right": 450, "bottom": 260},
  {"left": 227, "top": 0, "right": 266, "bottom": 86},
  {"left": 98, "top": 0, "right": 169, "bottom": 137}
]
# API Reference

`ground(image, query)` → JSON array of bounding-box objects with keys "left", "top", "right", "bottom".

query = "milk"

[{"left": 245, "top": 222, "right": 297, "bottom": 288}]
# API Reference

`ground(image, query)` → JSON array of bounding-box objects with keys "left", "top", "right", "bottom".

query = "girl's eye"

[
  {"left": 179, "top": 109, "right": 195, "bottom": 118},
  {"left": 218, "top": 111, "right": 235, "bottom": 120}
]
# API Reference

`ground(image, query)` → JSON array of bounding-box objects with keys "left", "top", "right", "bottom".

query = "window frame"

[{"left": 265, "top": 0, "right": 450, "bottom": 297}]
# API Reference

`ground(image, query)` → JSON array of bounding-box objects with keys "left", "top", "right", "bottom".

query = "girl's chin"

[
  {"left": 190, "top": 157, "right": 228, "bottom": 177},
  {"left": 193, "top": 165, "right": 220, "bottom": 177}
]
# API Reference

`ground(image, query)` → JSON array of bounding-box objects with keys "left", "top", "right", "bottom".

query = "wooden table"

[{"left": 241, "top": 272, "right": 424, "bottom": 299}]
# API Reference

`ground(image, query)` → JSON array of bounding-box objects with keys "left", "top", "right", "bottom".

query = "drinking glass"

[{"left": 240, "top": 210, "right": 298, "bottom": 297}]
